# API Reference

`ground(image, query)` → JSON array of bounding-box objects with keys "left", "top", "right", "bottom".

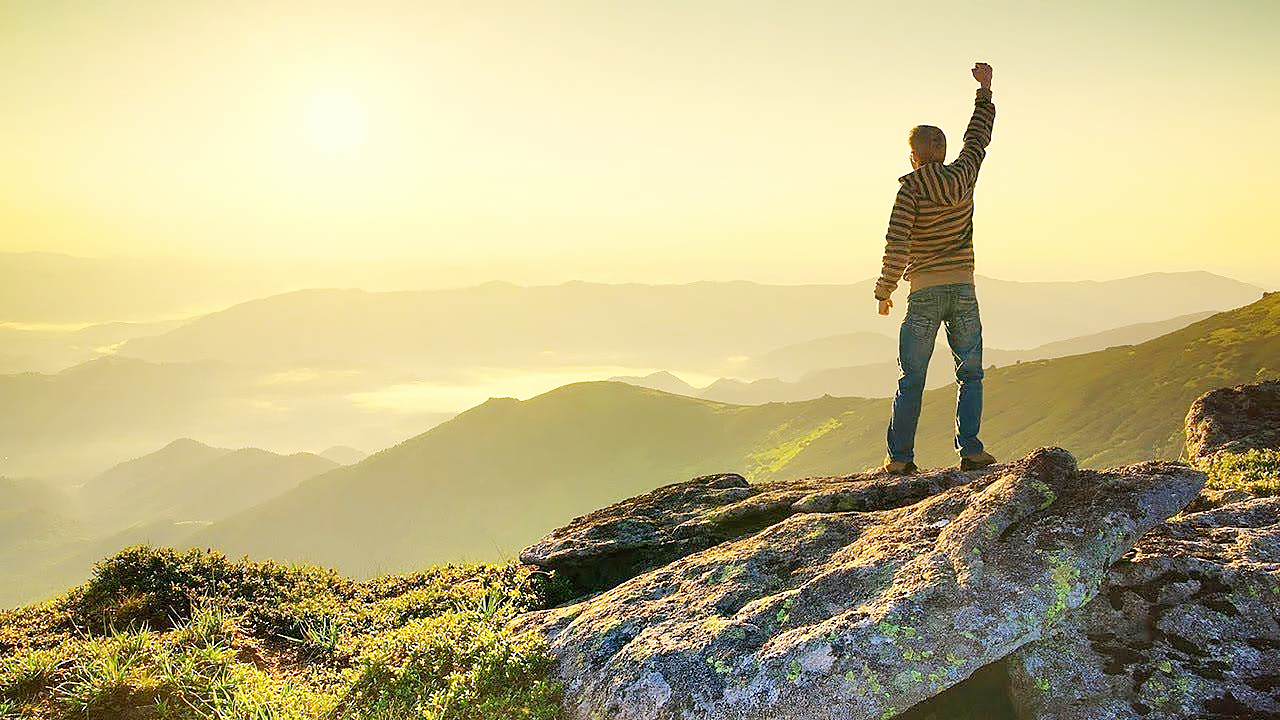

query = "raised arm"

[{"left": 946, "top": 62, "right": 996, "bottom": 188}]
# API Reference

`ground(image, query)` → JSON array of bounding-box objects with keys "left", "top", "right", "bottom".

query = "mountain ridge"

[
  {"left": 113, "top": 272, "right": 1263, "bottom": 368},
  {"left": 614, "top": 310, "right": 1223, "bottom": 404}
]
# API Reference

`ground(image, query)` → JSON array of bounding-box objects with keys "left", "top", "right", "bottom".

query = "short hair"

[{"left": 908, "top": 125, "right": 945, "bottom": 154}]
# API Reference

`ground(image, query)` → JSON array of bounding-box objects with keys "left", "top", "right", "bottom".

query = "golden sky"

[{"left": 2, "top": 0, "right": 1278, "bottom": 287}]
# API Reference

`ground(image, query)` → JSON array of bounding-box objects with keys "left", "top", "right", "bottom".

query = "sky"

[{"left": 2, "top": 0, "right": 1278, "bottom": 288}]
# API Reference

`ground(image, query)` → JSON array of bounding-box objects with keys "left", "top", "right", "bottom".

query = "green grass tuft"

[{"left": 1199, "top": 448, "right": 1280, "bottom": 495}]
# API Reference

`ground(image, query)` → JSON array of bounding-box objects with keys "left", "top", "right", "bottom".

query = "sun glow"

[{"left": 306, "top": 90, "right": 366, "bottom": 150}]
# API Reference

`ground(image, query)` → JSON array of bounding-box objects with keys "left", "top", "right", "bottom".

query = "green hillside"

[
  {"left": 734, "top": 309, "right": 1213, "bottom": 384},
  {"left": 781, "top": 291, "right": 1280, "bottom": 474},
  {"left": 1012, "top": 310, "right": 1216, "bottom": 362},
  {"left": 194, "top": 384, "right": 879, "bottom": 576}
]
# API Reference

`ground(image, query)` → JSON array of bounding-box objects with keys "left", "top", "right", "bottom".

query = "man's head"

[{"left": 908, "top": 125, "right": 946, "bottom": 168}]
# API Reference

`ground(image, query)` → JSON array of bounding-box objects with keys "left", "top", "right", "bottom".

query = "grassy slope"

[
  {"left": 784, "top": 292, "right": 1280, "bottom": 474},
  {"left": 193, "top": 384, "right": 879, "bottom": 576},
  {"left": 694, "top": 310, "right": 1220, "bottom": 404},
  {"left": 981, "top": 291, "right": 1279, "bottom": 466},
  {"left": 1014, "top": 310, "right": 1216, "bottom": 361},
  {"left": 733, "top": 308, "right": 1213, "bottom": 379}
]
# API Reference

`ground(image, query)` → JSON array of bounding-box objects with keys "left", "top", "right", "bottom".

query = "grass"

[
  {"left": 0, "top": 545, "right": 563, "bottom": 719},
  {"left": 1198, "top": 448, "right": 1280, "bottom": 495},
  {"left": 745, "top": 417, "right": 843, "bottom": 479}
]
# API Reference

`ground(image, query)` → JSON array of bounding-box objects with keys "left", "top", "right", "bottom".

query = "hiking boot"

[
  {"left": 959, "top": 451, "right": 998, "bottom": 471},
  {"left": 883, "top": 457, "right": 918, "bottom": 475}
]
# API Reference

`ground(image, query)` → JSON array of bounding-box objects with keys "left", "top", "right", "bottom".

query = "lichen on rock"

[
  {"left": 1007, "top": 496, "right": 1280, "bottom": 720},
  {"left": 1006, "top": 379, "right": 1280, "bottom": 720}
]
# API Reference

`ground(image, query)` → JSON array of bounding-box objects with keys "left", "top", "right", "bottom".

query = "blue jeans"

[{"left": 886, "top": 283, "right": 985, "bottom": 462}]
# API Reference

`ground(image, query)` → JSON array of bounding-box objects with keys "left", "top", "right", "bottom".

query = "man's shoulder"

[{"left": 896, "top": 166, "right": 932, "bottom": 191}]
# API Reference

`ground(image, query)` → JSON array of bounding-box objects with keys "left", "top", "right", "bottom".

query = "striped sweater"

[{"left": 874, "top": 88, "right": 996, "bottom": 301}]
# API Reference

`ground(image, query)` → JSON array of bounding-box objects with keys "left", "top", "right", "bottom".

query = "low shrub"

[{"left": 1, "top": 545, "right": 563, "bottom": 720}]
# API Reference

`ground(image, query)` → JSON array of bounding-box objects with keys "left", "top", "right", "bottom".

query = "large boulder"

[
  {"left": 520, "top": 468, "right": 975, "bottom": 603},
  {"left": 509, "top": 448, "right": 1203, "bottom": 720},
  {"left": 1186, "top": 379, "right": 1280, "bottom": 462},
  {"left": 1007, "top": 496, "right": 1280, "bottom": 720},
  {"left": 1183, "top": 379, "right": 1280, "bottom": 507}
]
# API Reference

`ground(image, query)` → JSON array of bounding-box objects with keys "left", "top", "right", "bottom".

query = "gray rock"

[
  {"left": 1007, "top": 496, "right": 1280, "bottom": 720},
  {"left": 1182, "top": 487, "right": 1256, "bottom": 515},
  {"left": 1185, "top": 379, "right": 1280, "bottom": 462},
  {"left": 509, "top": 448, "right": 1203, "bottom": 720},
  {"left": 520, "top": 468, "right": 975, "bottom": 603}
]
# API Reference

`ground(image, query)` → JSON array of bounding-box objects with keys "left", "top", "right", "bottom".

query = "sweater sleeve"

[
  {"left": 874, "top": 184, "right": 917, "bottom": 301},
  {"left": 946, "top": 88, "right": 996, "bottom": 189}
]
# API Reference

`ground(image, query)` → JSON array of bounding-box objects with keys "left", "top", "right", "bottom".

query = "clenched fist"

[{"left": 972, "top": 62, "right": 992, "bottom": 90}]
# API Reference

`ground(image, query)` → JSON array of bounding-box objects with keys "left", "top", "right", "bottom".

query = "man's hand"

[
  {"left": 878, "top": 298, "right": 893, "bottom": 316},
  {"left": 972, "top": 62, "right": 992, "bottom": 90}
]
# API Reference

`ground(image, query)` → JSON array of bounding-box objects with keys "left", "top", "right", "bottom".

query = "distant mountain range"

[
  {"left": 2, "top": 266, "right": 1273, "bottom": 607},
  {"left": 735, "top": 331, "right": 899, "bottom": 381},
  {"left": 0, "top": 357, "right": 440, "bottom": 483},
  {"left": 319, "top": 445, "right": 369, "bottom": 465},
  {"left": 0, "top": 318, "right": 189, "bottom": 374},
  {"left": 0, "top": 251, "right": 553, "bottom": 325},
  {"left": 613, "top": 310, "right": 1218, "bottom": 403},
  {"left": 0, "top": 440, "right": 339, "bottom": 607},
  {"left": 78, "top": 438, "right": 338, "bottom": 530},
  {"left": 185, "top": 293, "right": 1278, "bottom": 579},
  {"left": 111, "top": 273, "right": 1262, "bottom": 374}
]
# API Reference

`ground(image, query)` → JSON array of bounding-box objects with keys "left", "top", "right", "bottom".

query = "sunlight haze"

[{"left": 2, "top": 0, "right": 1278, "bottom": 288}]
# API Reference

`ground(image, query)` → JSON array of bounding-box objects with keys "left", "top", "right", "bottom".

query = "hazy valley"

[
  {"left": 1, "top": 258, "right": 1274, "bottom": 608},
  {"left": 1, "top": 253, "right": 1262, "bottom": 485}
]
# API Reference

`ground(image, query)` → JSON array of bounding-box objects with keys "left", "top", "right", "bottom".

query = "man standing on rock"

[{"left": 874, "top": 62, "right": 998, "bottom": 475}]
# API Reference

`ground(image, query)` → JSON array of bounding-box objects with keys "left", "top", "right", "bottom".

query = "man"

[{"left": 874, "top": 62, "right": 998, "bottom": 475}]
